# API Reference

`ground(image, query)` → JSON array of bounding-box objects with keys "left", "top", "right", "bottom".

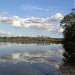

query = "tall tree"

[
  {"left": 60, "top": 9, "right": 75, "bottom": 61},
  {"left": 60, "top": 9, "right": 75, "bottom": 43}
]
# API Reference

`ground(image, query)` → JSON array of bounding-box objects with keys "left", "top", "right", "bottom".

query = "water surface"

[{"left": 0, "top": 42, "right": 74, "bottom": 75}]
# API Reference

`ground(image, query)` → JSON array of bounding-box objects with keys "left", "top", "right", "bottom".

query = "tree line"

[{"left": 0, "top": 36, "right": 62, "bottom": 43}]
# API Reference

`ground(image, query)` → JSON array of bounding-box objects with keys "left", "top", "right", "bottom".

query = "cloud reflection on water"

[
  {"left": 0, "top": 42, "right": 16, "bottom": 48},
  {"left": 0, "top": 48, "right": 64, "bottom": 68},
  {"left": 0, "top": 43, "right": 65, "bottom": 75}
]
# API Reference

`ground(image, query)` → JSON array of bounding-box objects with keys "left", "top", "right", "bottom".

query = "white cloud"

[
  {"left": 46, "top": 13, "right": 64, "bottom": 22},
  {"left": 12, "top": 21, "right": 22, "bottom": 27},
  {"left": 51, "top": 26, "right": 64, "bottom": 33},
  {"left": 0, "top": 12, "right": 64, "bottom": 33},
  {"left": 0, "top": 30, "right": 11, "bottom": 36}
]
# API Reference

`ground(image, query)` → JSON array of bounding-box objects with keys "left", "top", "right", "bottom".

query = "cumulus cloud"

[
  {"left": 0, "top": 12, "right": 64, "bottom": 33},
  {"left": 51, "top": 26, "right": 64, "bottom": 34},
  {"left": 0, "top": 30, "right": 11, "bottom": 36},
  {"left": 46, "top": 13, "right": 64, "bottom": 22}
]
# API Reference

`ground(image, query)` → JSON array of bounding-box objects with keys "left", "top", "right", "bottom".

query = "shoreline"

[{"left": 0, "top": 37, "right": 63, "bottom": 44}]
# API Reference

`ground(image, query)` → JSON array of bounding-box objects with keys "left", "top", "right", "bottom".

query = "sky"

[{"left": 0, "top": 0, "right": 74, "bottom": 38}]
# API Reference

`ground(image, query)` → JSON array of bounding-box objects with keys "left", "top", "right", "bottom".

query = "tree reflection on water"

[{"left": 59, "top": 43, "right": 75, "bottom": 75}]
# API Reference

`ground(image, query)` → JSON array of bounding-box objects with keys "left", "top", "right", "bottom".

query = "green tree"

[
  {"left": 60, "top": 9, "right": 75, "bottom": 43},
  {"left": 60, "top": 9, "right": 75, "bottom": 61}
]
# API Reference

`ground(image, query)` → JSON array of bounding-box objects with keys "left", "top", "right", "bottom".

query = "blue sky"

[{"left": 0, "top": 0, "right": 74, "bottom": 38}]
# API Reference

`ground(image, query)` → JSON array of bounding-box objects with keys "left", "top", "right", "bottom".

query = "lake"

[{"left": 0, "top": 42, "right": 75, "bottom": 75}]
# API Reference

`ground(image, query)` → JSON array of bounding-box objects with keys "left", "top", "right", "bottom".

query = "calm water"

[{"left": 0, "top": 42, "right": 75, "bottom": 75}]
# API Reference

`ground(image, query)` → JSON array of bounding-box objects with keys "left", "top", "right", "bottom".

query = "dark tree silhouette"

[
  {"left": 60, "top": 8, "right": 75, "bottom": 61},
  {"left": 58, "top": 9, "right": 75, "bottom": 75}
]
